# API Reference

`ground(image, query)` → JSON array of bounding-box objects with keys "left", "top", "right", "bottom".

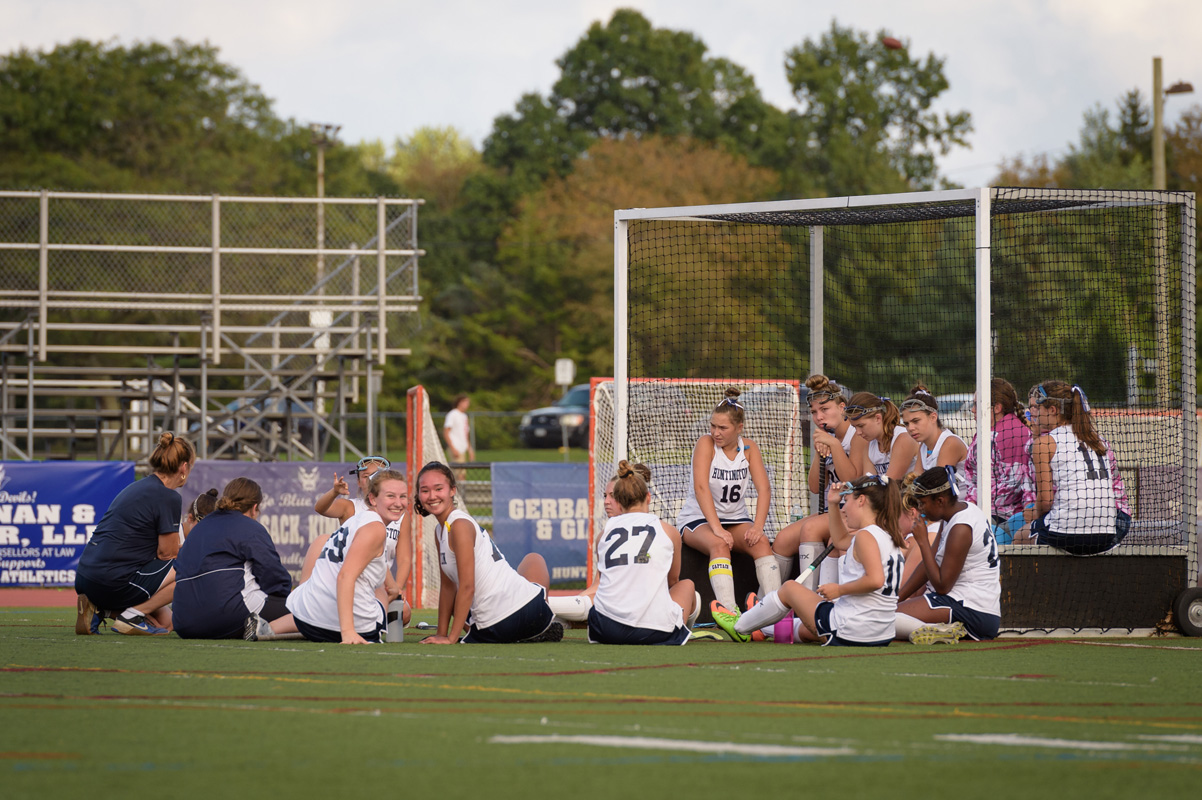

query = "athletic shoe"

[
  {"left": 710, "top": 600, "right": 749, "bottom": 643},
  {"left": 75, "top": 594, "right": 102, "bottom": 635},
  {"left": 688, "top": 629, "right": 725, "bottom": 641},
  {"left": 244, "top": 613, "right": 271, "bottom": 642},
  {"left": 909, "top": 621, "right": 967, "bottom": 646},
  {"left": 522, "top": 621, "right": 564, "bottom": 643},
  {"left": 111, "top": 613, "right": 169, "bottom": 636},
  {"left": 744, "top": 592, "right": 758, "bottom": 612}
]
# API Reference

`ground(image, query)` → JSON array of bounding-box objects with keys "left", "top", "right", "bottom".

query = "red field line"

[{"left": 0, "top": 588, "right": 75, "bottom": 607}]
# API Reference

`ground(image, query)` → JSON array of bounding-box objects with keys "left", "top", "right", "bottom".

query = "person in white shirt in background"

[{"left": 444, "top": 395, "right": 474, "bottom": 464}]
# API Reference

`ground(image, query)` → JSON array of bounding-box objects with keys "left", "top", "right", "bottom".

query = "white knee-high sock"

[
  {"left": 773, "top": 552, "right": 794, "bottom": 581},
  {"left": 734, "top": 589, "right": 789, "bottom": 634},
  {"left": 895, "top": 612, "right": 925, "bottom": 640},
  {"left": 708, "top": 558, "right": 736, "bottom": 611},
  {"left": 686, "top": 591, "right": 701, "bottom": 628},
  {"left": 796, "top": 542, "right": 824, "bottom": 591},
  {"left": 819, "top": 554, "right": 840, "bottom": 586},
  {"left": 548, "top": 595, "right": 592, "bottom": 623},
  {"left": 754, "top": 555, "right": 782, "bottom": 595}
]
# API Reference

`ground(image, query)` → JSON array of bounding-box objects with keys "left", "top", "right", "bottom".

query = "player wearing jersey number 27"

[
  {"left": 677, "top": 388, "right": 781, "bottom": 614},
  {"left": 588, "top": 461, "right": 698, "bottom": 645}
]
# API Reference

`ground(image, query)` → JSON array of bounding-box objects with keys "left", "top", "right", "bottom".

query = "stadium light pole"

[
  {"left": 1151, "top": 58, "right": 1193, "bottom": 408},
  {"left": 310, "top": 123, "right": 341, "bottom": 291}
]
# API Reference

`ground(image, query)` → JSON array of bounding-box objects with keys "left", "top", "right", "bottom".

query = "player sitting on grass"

[
  {"left": 547, "top": 463, "right": 651, "bottom": 625},
  {"left": 416, "top": 462, "right": 562, "bottom": 644},
  {"left": 894, "top": 467, "right": 1001, "bottom": 645},
  {"left": 587, "top": 460, "right": 699, "bottom": 645},
  {"left": 173, "top": 477, "right": 294, "bottom": 640},
  {"left": 300, "top": 455, "right": 411, "bottom": 631},
  {"left": 281, "top": 469, "right": 409, "bottom": 644},
  {"left": 713, "top": 475, "right": 905, "bottom": 647}
]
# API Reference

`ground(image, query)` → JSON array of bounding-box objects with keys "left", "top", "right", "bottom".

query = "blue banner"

[
  {"left": 490, "top": 462, "right": 589, "bottom": 585},
  {"left": 187, "top": 460, "right": 401, "bottom": 583},
  {"left": 0, "top": 461, "right": 135, "bottom": 587}
]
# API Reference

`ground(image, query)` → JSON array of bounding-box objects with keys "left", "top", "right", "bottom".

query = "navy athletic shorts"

[
  {"left": 586, "top": 608, "right": 689, "bottom": 646},
  {"left": 461, "top": 590, "right": 554, "bottom": 644},
  {"left": 813, "top": 601, "right": 891, "bottom": 647},
  {"left": 923, "top": 593, "right": 1000, "bottom": 640}
]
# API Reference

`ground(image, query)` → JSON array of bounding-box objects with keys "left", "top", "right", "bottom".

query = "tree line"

[{"left": 2, "top": 11, "right": 1198, "bottom": 446}]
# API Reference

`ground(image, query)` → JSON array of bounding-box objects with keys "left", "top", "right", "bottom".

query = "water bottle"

[
  {"left": 790, "top": 505, "right": 804, "bottom": 523},
  {"left": 386, "top": 599, "right": 405, "bottom": 642}
]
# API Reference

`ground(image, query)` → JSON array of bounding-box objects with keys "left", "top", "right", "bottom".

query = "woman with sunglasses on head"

[
  {"left": 285, "top": 469, "right": 410, "bottom": 643},
  {"left": 961, "top": 378, "right": 1032, "bottom": 544},
  {"left": 845, "top": 392, "right": 920, "bottom": 481},
  {"left": 1012, "top": 381, "right": 1131, "bottom": 555},
  {"left": 712, "top": 475, "right": 906, "bottom": 647},
  {"left": 900, "top": 385, "right": 968, "bottom": 477},
  {"left": 416, "top": 462, "right": 562, "bottom": 644},
  {"left": 676, "top": 387, "right": 780, "bottom": 616},
  {"left": 893, "top": 467, "right": 1001, "bottom": 644},
  {"left": 771, "top": 375, "right": 859, "bottom": 589}
]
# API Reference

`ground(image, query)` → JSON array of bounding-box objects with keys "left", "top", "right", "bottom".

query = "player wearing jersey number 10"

[
  {"left": 588, "top": 461, "right": 697, "bottom": 645},
  {"left": 676, "top": 388, "right": 781, "bottom": 613},
  {"left": 714, "top": 475, "right": 906, "bottom": 647}
]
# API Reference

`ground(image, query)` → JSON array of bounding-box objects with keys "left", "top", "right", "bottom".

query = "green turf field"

[{"left": 3, "top": 608, "right": 1201, "bottom": 800}]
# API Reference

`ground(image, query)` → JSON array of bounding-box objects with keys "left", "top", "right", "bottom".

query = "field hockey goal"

[
  {"left": 607, "top": 187, "right": 1198, "bottom": 636},
  {"left": 588, "top": 378, "right": 804, "bottom": 579},
  {"left": 405, "top": 385, "right": 460, "bottom": 609}
]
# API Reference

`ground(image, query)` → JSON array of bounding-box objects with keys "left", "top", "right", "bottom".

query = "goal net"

[
  {"left": 588, "top": 378, "right": 803, "bottom": 578},
  {"left": 608, "top": 188, "right": 1197, "bottom": 635},
  {"left": 405, "top": 385, "right": 460, "bottom": 608}
]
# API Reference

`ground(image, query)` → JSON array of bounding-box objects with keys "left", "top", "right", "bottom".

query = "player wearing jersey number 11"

[{"left": 1013, "top": 380, "right": 1131, "bottom": 555}]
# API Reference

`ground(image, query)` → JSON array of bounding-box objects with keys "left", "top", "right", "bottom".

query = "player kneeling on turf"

[
  {"left": 416, "top": 462, "right": 562, "bottom": 645},
  {"left": 587, "top": 460, "right": 699, "bottom": 646},
  {"left": 895, "top": 467, "right": 1001, "bottom": 644},
  {"left": 713, "top": 475, "right": 905, "bottom": 647}
]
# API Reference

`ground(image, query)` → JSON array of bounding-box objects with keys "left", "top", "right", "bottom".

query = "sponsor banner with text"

[
  {"left": 490, "top": 462, "right": 588, "bottom": 585},
  {"left": 0, "top": 461, "right": 135, "bottom": 587}
]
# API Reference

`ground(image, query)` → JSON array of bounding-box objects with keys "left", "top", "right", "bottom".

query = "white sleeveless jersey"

[
  {"left": 1043, "top": 426, "right": 1118, "bottom": 535},
  {"left": 351, "top": 499, "right": 402, "bottom": 577},
  {"left": 593, "top": 511, "right": 684, "bottom": 633},
  {"left": 921, "top": 429, "right": 967, "bottom": 473},
  {"left": 929, "top": 502, "right": 1000, "bottom": 617},
  {"left": 867, "top": 426, "right": 911, "bottom": 476},
  {"left": 817, "top": 427, "right": 857, "bottom": 514},
  {"left": 828, "top": 524, "right": 904, "bottom": 643},
  {"left": 676, "top": 436, "right": 752, "bottom": 525},
  {"left": 436, "top": 509, "right": 541, "bottom": 628},
  {"left": 287, "top": 507, "right": 387, "bottom": 632}
]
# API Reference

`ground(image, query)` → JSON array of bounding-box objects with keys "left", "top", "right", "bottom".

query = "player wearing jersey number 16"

[{"left": 677, "top": 388, "right": 781, "bottom": 614}]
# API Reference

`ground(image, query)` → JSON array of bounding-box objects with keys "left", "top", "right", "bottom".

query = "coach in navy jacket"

[{"left": 173, "top": 478, "right": 293, "bottom": 639}]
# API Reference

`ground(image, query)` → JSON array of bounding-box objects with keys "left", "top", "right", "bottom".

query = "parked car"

[
  {"left": 935, "top": 393, "right": 976, "bottom": 439},
  {"left": 519, "top": 384, "right": 590, "bottom": 448}
]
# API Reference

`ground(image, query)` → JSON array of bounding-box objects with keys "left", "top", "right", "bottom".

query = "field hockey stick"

[{"left": 817, "top": 424, "right": 834, "bottom": 512}]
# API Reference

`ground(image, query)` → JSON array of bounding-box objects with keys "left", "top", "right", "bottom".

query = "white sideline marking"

[
  {"left": 490, "top": 734, "right": 854, "bottom": 757},
  {"left": 1136, "top": 734, "right": 1202, "bottom": 745},
  {"left": 936, "top": 734, "right": 1187, "bottom": 752},
  {"left": 1070, "top": 641, "right": 1202, "bottom": 652}
]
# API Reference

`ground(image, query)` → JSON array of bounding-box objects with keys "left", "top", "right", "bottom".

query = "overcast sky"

[{"left": 6, "top": 0, "right": 1202, "bottom": 189}]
